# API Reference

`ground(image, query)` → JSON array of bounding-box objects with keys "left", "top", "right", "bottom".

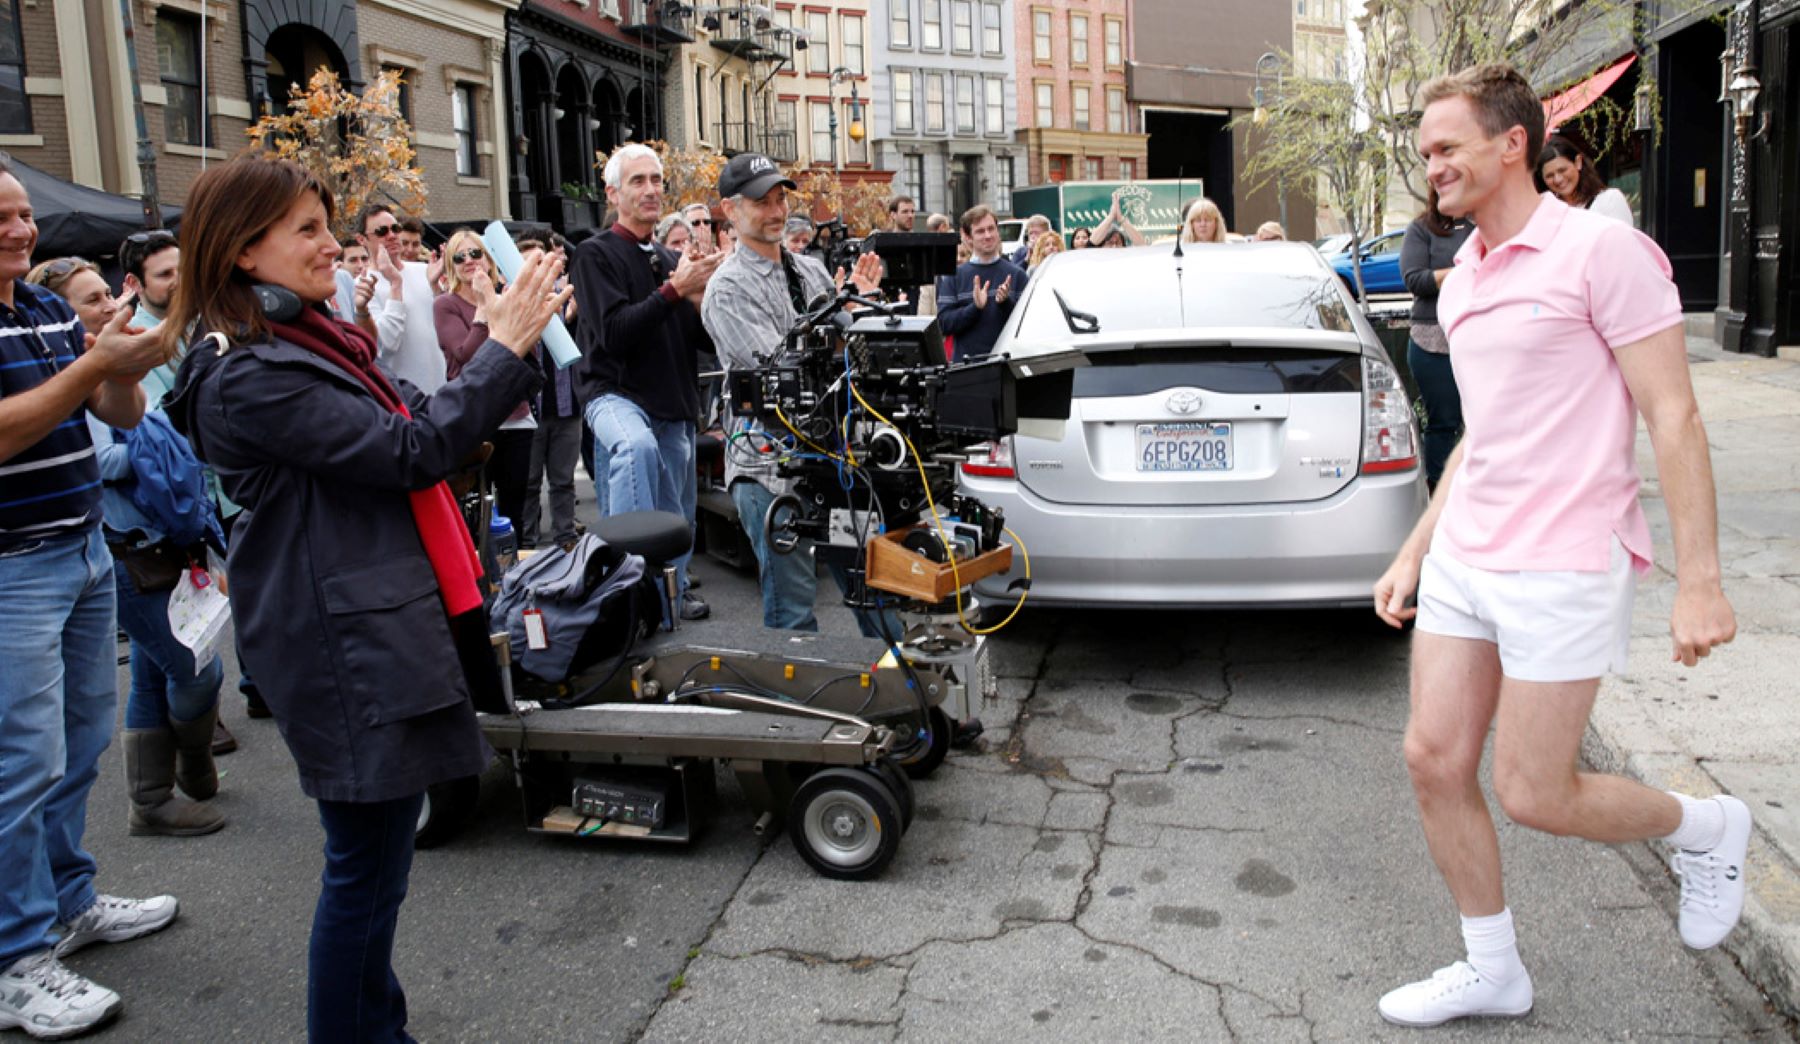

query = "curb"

[{"left": 1582, "top": 720, "right": 1800, "bottom": 1021}]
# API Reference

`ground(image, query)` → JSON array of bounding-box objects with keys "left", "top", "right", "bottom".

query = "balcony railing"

[
  {"left": 716, "top": 121, "right": 798, "bottom": 163},
  {"left": 622, "top": 0, "right": 695, "bottom": 45}
]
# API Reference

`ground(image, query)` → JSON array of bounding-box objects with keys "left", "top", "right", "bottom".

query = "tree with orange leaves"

[
  {"left": 610, "top": 143, "right": 892, "bottom": 236},
  {"left": 246, "top": 68, "right": 428, "bottom": 239}
]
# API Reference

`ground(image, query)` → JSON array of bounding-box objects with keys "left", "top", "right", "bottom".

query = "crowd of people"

[{"left": 0, "top": 56, "right": 1740, "bottom": 1041}]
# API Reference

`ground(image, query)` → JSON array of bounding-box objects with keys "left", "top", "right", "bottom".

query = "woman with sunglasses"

[
  {"left": 26, "top": 258, "right": 230, "bottom": 838},
  {"left": 434, "top": 229, "right": 538, "bottom": 531},
  {"left": 160, "top": 156, "right": 567, "bottom": 1040}
]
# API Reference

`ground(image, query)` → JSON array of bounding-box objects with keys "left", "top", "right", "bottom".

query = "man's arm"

[
  {"left": 700, "top": 273, "right": 778, "bottom": 372},
  {"left": 1613, "top": 322, "right": 1736, "bottom": 665},
  {"left": 87, "top": 380, "right": 146, "bottom": 430},
  {"left": 371, "top": 273, "right": 407, "bottom": 360},
  {"left": 936, "top": 274, "right": 980, "bottom": 335},
  {"left": 1372, "top": 439, "right": 1466, "bottom": 627}
]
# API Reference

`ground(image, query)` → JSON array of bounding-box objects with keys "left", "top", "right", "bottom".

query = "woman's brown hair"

[
  {"left": 1535, "top": 135, "right": 1608, "bottom": 207},
  {"left": 1422, "top": 182, "right": 1455, "bottom": 237},
  {"left": 162, "top": 156, "right": 334, "bottom": 356}
]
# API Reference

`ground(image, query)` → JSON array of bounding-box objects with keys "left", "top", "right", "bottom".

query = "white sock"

[
  {"left": 1461, "top": 908, "right": 1526, "bottom": 984},
  {"left": 1662, "top": 791, "right": 1726, "bottom": 852}
]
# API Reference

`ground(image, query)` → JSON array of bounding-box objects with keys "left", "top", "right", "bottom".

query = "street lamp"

[
  {"left": 1252, "top": 51, "right": 1287, "bottom": 237},
  {"left": 827, "top": 66, "right": 864, "bottom": 173}
]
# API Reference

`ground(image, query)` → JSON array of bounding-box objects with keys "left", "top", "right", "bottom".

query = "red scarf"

[{"left": 269, "top": 306, "right": 485, "bottom": 618}]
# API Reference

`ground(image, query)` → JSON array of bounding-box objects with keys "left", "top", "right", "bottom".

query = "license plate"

[{"left": 1136, "top": 422, "right": 1233, "bottom": 472}]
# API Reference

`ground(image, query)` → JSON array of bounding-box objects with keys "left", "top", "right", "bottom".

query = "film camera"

[
  {"left": 725, "top": 235, "right": 1073, "bottom": 618},
  {"left": 818, "top": 228, "right": 960, "bottom": 301}
]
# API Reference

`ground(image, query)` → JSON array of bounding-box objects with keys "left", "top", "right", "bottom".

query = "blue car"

[{"left": 1328, "top": 230, "right": 1408, "bottom": 295}]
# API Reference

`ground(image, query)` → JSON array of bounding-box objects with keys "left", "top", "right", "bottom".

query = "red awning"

[{"left": 1543, "top": 54, "right": 1636, "bottom": 130}]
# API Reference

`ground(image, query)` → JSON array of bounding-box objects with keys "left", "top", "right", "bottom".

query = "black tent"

[{"left": 1, "top": 152, "right": 181, "bottom": 261}]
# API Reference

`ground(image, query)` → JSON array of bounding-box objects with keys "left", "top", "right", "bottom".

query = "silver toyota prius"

[{"left": 958, "top": 242, "right": 1427, "bottom": 609}]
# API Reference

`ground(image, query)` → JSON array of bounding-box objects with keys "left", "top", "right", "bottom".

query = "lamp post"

[
  {"left": 826, "top": 66, "right": 865, "bottom": 175},
  {"left": 1252, "top": 51, "right": 1286, "bottom": 237}
]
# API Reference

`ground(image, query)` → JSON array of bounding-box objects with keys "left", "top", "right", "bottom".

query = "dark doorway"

[
  {"left": 556, "top": 65, "right": 589, "bottom": 192},
  {"left": 592, "top": 79, "right": 624, "bottom": 156},
  {"left": 517, "top": 50, "right": 555, "bottom": 221},
  {"left": 950, "top": 155, "right": 979, "bottom": 217},
  {"left": 1650, "top": 21, "right": 1727, "bottom": 311},
  {"left": 1145, "top": 110, "right": 1234, "bottom": 229},
  {"left": 264, "top": 25, "right": 348, "bottom": 113}
]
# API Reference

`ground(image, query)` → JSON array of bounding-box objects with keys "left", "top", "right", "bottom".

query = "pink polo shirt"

[{"left": 1435, "top": 195, "right": 1681, "bottom": 574}]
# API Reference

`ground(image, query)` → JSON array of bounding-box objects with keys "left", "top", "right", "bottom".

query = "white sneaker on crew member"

[
  {"left": 52, "top": 894, "right": 179, "bottom": 959},
  {"left": 0, "top": 951, "right": 122, "bottom": 1040},
  {"left": 1377, "top": 960, "right": 1534, "bottom": 1027},
  {"left": 1672, "top": 795, "right": 1752, "bottom": 950}
]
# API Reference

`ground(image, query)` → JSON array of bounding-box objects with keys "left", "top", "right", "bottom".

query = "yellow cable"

[
  {"left": 847, "top": 382, "right": 1030, "bottom": 634},
  {"left": 773, "top": 403, "right": 842, "bottom": 462}
]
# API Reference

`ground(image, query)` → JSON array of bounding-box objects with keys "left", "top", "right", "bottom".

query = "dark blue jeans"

[
  {"left": 308, "top": 793, "right": 424, "bottom": 1044},
  {"left": 113, "top": 559, "right": 223, "bottom": 730},
  {"left": 1407, "top": 340, "right": 1464, "bottom": 487}
]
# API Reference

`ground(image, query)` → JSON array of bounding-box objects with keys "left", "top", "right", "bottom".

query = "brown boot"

[
  {"left": 169, "top": 706, "right": 220, "bottom": 801},
  {"left": 211, "top": 717, "right": 238, "bottom": 756},
  {"left": 125, "top": 729, "right": 225, "bottom": 837}
]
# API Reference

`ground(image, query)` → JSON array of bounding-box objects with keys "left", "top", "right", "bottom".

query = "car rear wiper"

[{"left": 1052, "top": 288, "right": 1100, "bottom": 334}]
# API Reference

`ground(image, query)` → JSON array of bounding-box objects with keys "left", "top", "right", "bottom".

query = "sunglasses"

[
  {"left": 690, "top": 217, "right": 713, "bottom": 226},
  {"left": 451, "top": 248, "right": 486, "bottom": 265},
  {"left": 125, "top": 231, "right": 176, "bottom": 246},
  {"left": 366, "top": 225, "right": 397, "bottom": 238}
]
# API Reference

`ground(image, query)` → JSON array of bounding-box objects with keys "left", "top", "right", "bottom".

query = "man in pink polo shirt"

[{"left": 1370, "top": 64, "right": 1743, "bottom": 1027}]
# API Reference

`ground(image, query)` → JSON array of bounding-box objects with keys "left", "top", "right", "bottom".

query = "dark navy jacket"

[
  {"left": 935, "top": 255, "right": 1027, "bottom": 359},
  {"left": 167, "top": 323, "right": 541, "bottom": 802}
]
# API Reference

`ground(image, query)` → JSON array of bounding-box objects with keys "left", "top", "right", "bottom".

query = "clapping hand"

[
  {"left": 426, "top": 247, "right": 447, "bottom": 295},
  {"left": 468, "top": 269, "right": 496, "bottom": 326},
  {"left": 91, "top": 293, "right": 171, "bottom": 382},
  {"left": 484, "top": 250, "right": 573, "bottom": 359},
  {"left": 993, "top": 275, "right": 1013, "bottom": 305},
  {"left": 372, "top": 244, "right": 404, "bottom": 298},
  {"left": 847, "top": 251, "right": 884, "bottom": 296},
  {"left": 972, "top": 276, "right": 991, "bottom": 309}
]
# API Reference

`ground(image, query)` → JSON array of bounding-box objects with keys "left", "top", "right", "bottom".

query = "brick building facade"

[{"left": 1012, "top": 0, "right": 1145, "bottom": 186}]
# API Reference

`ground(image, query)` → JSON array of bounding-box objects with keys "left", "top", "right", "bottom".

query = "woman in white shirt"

[{"left": 1536, "top": 135, "right": 1634, "bottom": 225}]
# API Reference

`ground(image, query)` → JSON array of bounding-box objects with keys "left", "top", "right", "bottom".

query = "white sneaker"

[
  {"left": 52, "top": 894, "right": 179, "bottom": 959},
  {"left": 1377, "top": 960, "right": 1533, "bottom": 1027},
  {"left": 1672, "top": 795, "right": 1752, "bottom": 950},
  {"left": 0, "top": 951, "right": 122, "bottom": 1040}
]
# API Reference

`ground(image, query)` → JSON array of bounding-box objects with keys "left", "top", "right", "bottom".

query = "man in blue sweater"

[{"left": 937, "top": 205, "right": 1027, "bottom": 359}]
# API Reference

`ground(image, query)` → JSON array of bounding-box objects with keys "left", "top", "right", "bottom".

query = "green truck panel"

[{"left": 1011, "top": 181, "right": 1202, "bottom": 242}]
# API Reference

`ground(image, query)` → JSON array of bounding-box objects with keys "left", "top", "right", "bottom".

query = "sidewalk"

[{"left": 1586, "top": 333, "right": 1800, "bottom": 1020}]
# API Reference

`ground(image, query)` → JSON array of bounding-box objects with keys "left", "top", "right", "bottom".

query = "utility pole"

[{"left": 119, "top": 0, "right": 163, "bottom": 229}]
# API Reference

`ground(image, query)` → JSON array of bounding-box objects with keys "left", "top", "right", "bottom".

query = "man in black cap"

[
  {"left": 571, "top": 142, "right": 722, "bottom": 620},
  {"left": 700, "top": 154, "right": 895, "bottom": 635}
]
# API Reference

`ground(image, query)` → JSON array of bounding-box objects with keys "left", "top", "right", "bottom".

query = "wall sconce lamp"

[
  {"left": 1727, "top": 64, "right": 1766, "bottom": 143},
  {"left": 1632, "top": 75, "right": 1655, "bottom": 134},
  {"left": 552, "top": 105, "right": 567, "bottom": 121}
]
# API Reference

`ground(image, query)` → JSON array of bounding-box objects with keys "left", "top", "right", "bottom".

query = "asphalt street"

[{"left": 66, "top": 503, "right": 1792, "bottom": 1042}]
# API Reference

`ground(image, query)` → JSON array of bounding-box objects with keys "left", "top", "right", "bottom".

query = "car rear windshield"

[
  {"left": 1019, "top": 270, "right": 1355, "bottom": 341},
  {"left": 1073, "top": 345, "right": 1362, "bottom": 398}
]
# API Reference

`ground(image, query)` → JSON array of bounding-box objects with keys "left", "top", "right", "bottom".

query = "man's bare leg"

[
  {"left": 1490, "top": 677, "right": 1680, "bottom": 842},
  {"left": 1403, "top": 631, "right": 1506, "bottom": 916}
]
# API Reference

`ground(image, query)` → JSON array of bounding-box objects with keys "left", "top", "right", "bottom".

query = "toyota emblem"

[{"left": 1166, "top": 390, "right": 1202, "bottom": 415}]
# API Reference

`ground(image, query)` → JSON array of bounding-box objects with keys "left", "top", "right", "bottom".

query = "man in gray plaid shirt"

[{"left": 700, "top": 153, "right": 892, "bottom": 634}]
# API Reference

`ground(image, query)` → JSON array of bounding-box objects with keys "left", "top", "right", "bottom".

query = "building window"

[
  {"left": 1119, "top": 157, "right": 1136, "bottom": 181},
  {"left": 0, "top": 0, "right": 25, "bottom": 133},
  {"left": 382, "top": 65, "right": 413, "bottom": 128},
  {"left": 920, "top": 0, "right": 942, "bottom": 50},
  {"left": 951, "top": 1, "right": 973, "bottom": 53},
  {"left": 1072, "top": 86, "right": 1090, "bottom": 131},
  {"left": 1034, "top": 81, "right": 1052, "bottom": 128},
  {"left": 906, "top": 153, "right": 926, "bottom": 210},
  {"left": 925, "top": 73, "right": 945, "bottom": 132},
  {"left": 982, "top": 2, "right": 1002, "bottom": 55},
  {"left": 811, "top": 100, "right": 834, "bottom": 163},
  {"left": 807, "top": 11, "right": 831, "bottom": 74},
  {"left": 842, "top": 14, "right": 864, "bottom": 75},
  {"left": 1105, "top": 17, "right": 1123, "bottom": 68},
  {"left": 995, "top": 155, "right": 1013, "bottom": 213},
  {"left": 1070, "top": 14, "right": 1089, "bottom": 66},
  {"left": 984, "top": 77, "right": 1003, "bottom": 136},
  {"left": 954, "top": 75, "right": 974, "bottom": 132},
  {"left": 1084, "top": 157, "right": 1102, "bottom": 181},
  {"left": 695, "top": 66, "right": 706, "bottom": 142},
  {"left": 1106, "top": 87, "right": 1125, "bottom": 134},
  {"left": 1032, "top": 9, "right": 1051, "bottom": 63},
  {"left": 893, "top": 70, "right": 915, "bottom": 132},
  {"left": 775, "top": 98, "right": 797, "bottom": 157},
  {"left": 891, "top": 0, "right": 911, "bottom": 47},
  {"left": 1048, "top": 154, "right": 1066, "bottom": 183},
  {"left": 156, "top": 11, "right": 206, "bottom": 146},
  {"left": 452, "top": 83, "right": 479, "bottom": 176}
]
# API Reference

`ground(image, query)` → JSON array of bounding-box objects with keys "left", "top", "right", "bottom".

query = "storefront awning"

[{"left": 1543, "top": 54, "right": 1636, "bottom": 130}]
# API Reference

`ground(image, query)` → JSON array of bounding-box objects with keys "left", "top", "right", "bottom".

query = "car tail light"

[
  {"left": 1361, "top": 356, "right": 1418, "bottom": 474},
  {"left": 961, "top": 438, "right": 1016, "bottom": 479}
]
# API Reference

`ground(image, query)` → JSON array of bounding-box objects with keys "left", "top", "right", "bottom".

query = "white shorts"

[{"left": 1415, "top": 539, "right": 1636, "bottom": 683}]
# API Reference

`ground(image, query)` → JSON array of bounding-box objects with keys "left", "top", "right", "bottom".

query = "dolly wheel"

[
  {"left": 893, "top": 706, "right": 951, "bottom": 780},
  {"left": 789, "top": 768, "right": 903, "bottom": 880},
  {"left": 868, "top": 757, "right": 916, "bottom": 830},
  {"left": 415, "top": 775, "right": 481, "bottom": 849}
]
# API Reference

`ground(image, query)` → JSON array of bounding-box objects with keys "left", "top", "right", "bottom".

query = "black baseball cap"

[{"left": 717, "top": 153, "right": 796, "bottom": 200}]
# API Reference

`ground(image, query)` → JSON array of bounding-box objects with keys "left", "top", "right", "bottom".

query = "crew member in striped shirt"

[{"left": 0, "top": 159, "right": 190, "bottom": 1041}]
